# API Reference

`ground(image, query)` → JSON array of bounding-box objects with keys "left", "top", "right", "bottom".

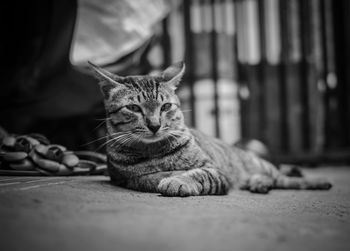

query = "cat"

[{"left": 89, "top": 61, "right": 332, "bottom": 197}]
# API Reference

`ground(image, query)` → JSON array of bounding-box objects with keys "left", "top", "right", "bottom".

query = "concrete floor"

[{"left": 0, "top": 167, "right": 349, "bottom": 251}]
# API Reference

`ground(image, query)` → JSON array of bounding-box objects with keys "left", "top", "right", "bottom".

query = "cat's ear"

[
  {"left": 88, "top": 61, "right": 124, "bottom": 98},
  {"left": 162, "top": 61, "right": 185, "bottom": 91}
]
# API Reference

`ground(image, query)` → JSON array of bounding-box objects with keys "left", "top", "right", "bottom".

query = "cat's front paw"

[{"left": 158, "top": 176, "right": 200, "bottom": 197}]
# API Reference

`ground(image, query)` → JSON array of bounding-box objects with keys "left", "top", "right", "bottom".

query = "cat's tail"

[{"left": 275, "top": 175, "right": 332, "bottom": 190}]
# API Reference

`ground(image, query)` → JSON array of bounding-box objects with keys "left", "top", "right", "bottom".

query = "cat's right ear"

[
  {"left": 162, "top": 61, "right": 186, "bottom": 91},
  {"left": 88, "top": 61, "right": 124, "bottom": 98}
]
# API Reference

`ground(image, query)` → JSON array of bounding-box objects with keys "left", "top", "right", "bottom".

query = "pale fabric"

[{"left": 71, "top": 0, "right": 171, "bottom": 66}]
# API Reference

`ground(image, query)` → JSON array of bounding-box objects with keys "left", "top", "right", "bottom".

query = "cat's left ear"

[
  {"left": 162, "top": 61, "right": 186, "bottom": 91},
  {"left": 88, "top": 61, "right": 124, "bottom": 98}
]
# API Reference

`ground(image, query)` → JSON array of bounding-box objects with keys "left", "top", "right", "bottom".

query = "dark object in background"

[
  {"left": 234, "top": 138, "right": 303, "bottom": 177},
  {"left": 0, "top": 126, "right": 8, "bottom": 142},
  {"left": 0, "top": 0, "right": 101, "bottom": 150},
  {"left": 0, "top": 0, "right": 153, "bottom": 151}
]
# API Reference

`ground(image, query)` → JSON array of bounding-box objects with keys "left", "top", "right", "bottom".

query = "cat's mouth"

[
  {"left": 142, "top": 133, "right": 163, "bottom": 142},
  {"left": 140, "top": 130, "right": 175, "bottom": 143}
]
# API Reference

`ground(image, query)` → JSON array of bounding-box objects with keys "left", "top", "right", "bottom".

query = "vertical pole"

[
  {"left": 210, "top": 0, "right": 220, "bottom": 138},
  {"left": 183, "top": 0, "right": 196, "bottom": 127}
]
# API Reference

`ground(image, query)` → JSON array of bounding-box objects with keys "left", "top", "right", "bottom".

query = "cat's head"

[{"left": 89, "top": 61, "right": 190, "bottom": 152}]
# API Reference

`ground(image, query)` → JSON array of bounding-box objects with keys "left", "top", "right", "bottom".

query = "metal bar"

[
  {"left": 257, "top": 0, "right": 266, "bottom": 144},
  {"left": 234, "top": 0, "right": 249, "bottom": 139},
  {"left": 183, "top": 0, "right": 196, "bottom": 127},
  {"left": 298, "top": 0, "right": 311, "bottom": 151},
  {"left": 322, "top": 0, "right": 335, "bottom": 148},
  {"left": 283, "top": 0, "right": 304, "bottom": 154},
  {"left": 319, "top": 0, "right": 331, "bottom": 149},
  {"left": 278, "top": 0, "right": 289, "bottom": 153},
  {"left": 342, "top": 0, "right": 350, "bottom": 146},
  {"left": 210, "top": 0, "right": 221, "bottom": 138},
  {"left": 332, "top": 0, "right": 350, "bottom": 147}
]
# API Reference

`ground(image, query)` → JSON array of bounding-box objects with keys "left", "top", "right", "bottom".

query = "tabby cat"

[{"left": 89, "top": 61, "right": 332, "bottom": 197}]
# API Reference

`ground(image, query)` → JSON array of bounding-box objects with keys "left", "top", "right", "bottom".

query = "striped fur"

[{"left": 90, "top": 62, "right": 332, "bottom": 197}]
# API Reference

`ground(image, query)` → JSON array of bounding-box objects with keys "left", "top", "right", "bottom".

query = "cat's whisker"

[
  {"left": 163, "top": 133, "right": 173, "bottom": 149},
  {"left": 116, "top": 137, "right": 130, "bottom": 147},
  {"left": 125, "top": 137, "right": 137, "bottom": 147},
  {"left": 111, "top": 133, "right": 134, "bottom": 148},
  {"left": 80, "top": 132, "right": 122, "bottom": 147},
  {"left": 80, "top": 137, "right": 107, "bottom": 147},
  {"left": 125, "top": 135, "right": 138, "bottom": 146},
  {"left": 168, "top": 131, "right": 181, "bottom": 139},
  {"left": 95, "top": 132, "right": 129, "bottom": 150},
  {"left": 94, "top": 118, "right": 111, "bottom": 121},
  {"left": 110, "top": 133, "right": 130, "bottom": 140},
  {"left": 110, "top": 134, "right": 127, "bottom": 144},
  {"left": 133, "top": 129, "right": 147, "bottom": 134},
  {"left": 113, "top": 131, "right": 139, "bottom": 147},
  {"left": 96, "top": 136, "right": 119, "bottom": 150},
  {"left": 92, "top": 120, "right": 108, "bottom": 132}
]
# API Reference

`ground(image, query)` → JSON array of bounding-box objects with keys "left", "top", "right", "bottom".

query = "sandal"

[{"left": 0, "top": 132, "right": 107, "bottom": 176}]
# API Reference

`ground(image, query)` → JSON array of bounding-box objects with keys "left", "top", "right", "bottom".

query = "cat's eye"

[
  {"left": 161, "top": 103, "right": 173, "bottom": 112},
  {"left": 126, "top": 104, "right": 142, "bottom": 113}
]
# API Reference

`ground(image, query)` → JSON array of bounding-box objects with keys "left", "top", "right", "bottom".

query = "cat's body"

[{"left": 89, "top": 61, "right": 331, "bottom": 196}]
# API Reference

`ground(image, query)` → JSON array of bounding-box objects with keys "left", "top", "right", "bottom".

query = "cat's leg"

[
  {"left": 157, "top": 168, "right": 232, "bottom": 197},
  {"left": 275, "top": 175, "right": 332, "bottom": 190},
  {"left": 248, "top": 174, "right": 332, "bottom": 193},
  {"left": 248, "top": 174, "right": 274, "bottom": 194},
  {"left": 126, "top": 171, "right": 183, "bottom": 193}
]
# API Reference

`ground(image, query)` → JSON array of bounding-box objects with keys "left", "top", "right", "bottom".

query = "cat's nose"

[
  {"left": 147, "top": 124, "right": 161, "bottom": 134},
  {"left": 146, "top": 117, "right": 161, "bottom": 134}
]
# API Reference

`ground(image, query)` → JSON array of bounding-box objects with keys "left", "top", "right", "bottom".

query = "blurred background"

[{"left": 0, "top": 0, "right": 349, "bottom": 166}]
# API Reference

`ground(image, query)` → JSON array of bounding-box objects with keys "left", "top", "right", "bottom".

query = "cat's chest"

[{"left": 108, "top": 143, "right": 205, "bottom": 177}]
